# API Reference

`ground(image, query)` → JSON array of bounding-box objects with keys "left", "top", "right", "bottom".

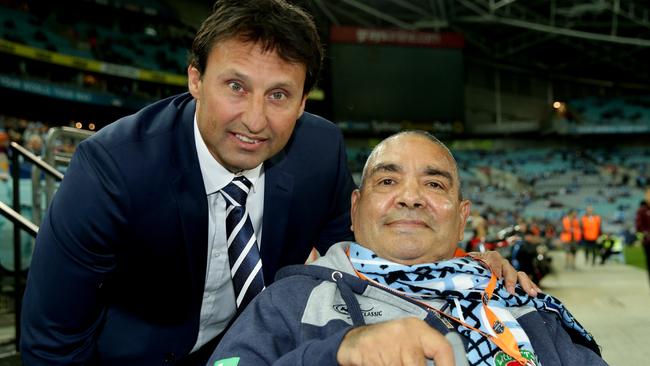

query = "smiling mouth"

[
  {"left": 387, "top": 220, "right": 428, "bottom": 228},
  {"left": 234, "top": 133, "right": 264, "bottom": 144}
]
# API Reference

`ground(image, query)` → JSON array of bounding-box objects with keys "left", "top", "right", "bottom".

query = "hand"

[
  {"left": 336, "top": 317, "right": 455, "bottom": 366},
  {"left": 468, "top": 251, "right": 541, "bottom": 297}
]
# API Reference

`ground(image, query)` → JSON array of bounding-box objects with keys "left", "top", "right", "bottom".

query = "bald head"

[
  {"left": 350, "top": 130, "right": 471, "bottom": 264},
  {"left": 360, "top": 131, "right": 463, "bottom": 200}
]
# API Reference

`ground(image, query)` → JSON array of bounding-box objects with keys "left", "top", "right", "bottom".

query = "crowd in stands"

[
  {"left": 1, "top": 0, "right": 193, "bottom": 74},
  {"left": 460, "top": 147, "right": 647, "bottom": 236},
  {"left": 0, "top": 114, "right": 78, "bottom": 181},
  {"left": 0, "top": 0, "right": 190, "bottom": 105}
]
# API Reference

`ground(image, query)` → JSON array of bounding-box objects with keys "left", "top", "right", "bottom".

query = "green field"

[{"left": 625, "top": 245, "right": 648, "bottom": 270}]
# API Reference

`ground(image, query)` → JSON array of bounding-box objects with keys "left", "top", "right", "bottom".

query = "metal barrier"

[{"left": 0, "top": 128, "right": 93, "bottom": 351}]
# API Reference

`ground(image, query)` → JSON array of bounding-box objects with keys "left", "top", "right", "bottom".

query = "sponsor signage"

[
  {"left": 555, "top": 120, "right": 650, "bottom": 134},
  {"left": 330, "top": 26, "right": 464, "bottom": 48},
  {"left": 0, "top": 38, "right": 186, "bottom": 86},
  {"left": 0, "top": 74, "right": 148, "bottom": 109}
]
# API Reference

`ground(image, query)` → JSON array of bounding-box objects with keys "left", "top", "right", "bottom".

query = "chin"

[
  {"left": 390, "top": 247, "right": 431, "bottom": 264},
  {"left": 226, "top": 156, "right": 265, "bottom": 171}
]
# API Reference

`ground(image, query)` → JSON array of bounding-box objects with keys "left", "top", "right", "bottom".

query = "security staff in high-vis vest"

[
  {"left": 560, "top": 210, "right": 581, "bottom": 270},
  {"left": 581, "top": 206, "right": 601, "bottom": 266}
]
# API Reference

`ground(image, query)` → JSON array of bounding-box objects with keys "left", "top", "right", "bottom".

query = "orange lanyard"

[{"left": 348, "top": 250, "right": 530, "bottom": 365}]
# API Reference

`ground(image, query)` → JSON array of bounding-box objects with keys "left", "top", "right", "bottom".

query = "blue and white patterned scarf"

[{"left": 349, "top": 243, "right": 594, "bottom": 366}]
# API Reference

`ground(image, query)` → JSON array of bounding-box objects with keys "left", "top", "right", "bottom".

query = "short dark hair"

[{"left": 189, "top": 0, "right": 323, "bottom": 95}]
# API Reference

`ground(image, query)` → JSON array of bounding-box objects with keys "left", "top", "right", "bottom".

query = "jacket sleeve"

[
  {"left": 528, "top": 311, "right": 608, "bottom": 366},
  {"left": 207, "top": 282, "right": 352, "bottom": 366},
  {"left": 314, "top": 129, "right": 356, "bottom": 254},
  {"left": 21, "top": 139, "right": 127, "bottom": 365}
]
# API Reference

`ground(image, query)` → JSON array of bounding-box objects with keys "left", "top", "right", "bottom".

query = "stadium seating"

[
  {"left": 556, "top": 96, "right": 650, "bottom": 133},
  {"left": 0, "top": 2, "right": 190, "bottom": 74}
]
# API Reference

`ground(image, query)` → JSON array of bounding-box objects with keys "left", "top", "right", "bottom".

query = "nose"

[
  {"left": 396, "top": 180, "right": 424, "bottom": 209},
  {"left": 242, "top": 94, "right": 267, "bottom": 134}
]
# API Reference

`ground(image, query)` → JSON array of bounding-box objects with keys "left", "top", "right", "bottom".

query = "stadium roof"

[{"left": 297, "top": 0, "right": 650, "bottom": 90}]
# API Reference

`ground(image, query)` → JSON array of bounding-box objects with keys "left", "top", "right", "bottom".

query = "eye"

[
  {"left": 426, "top": 181, "right": 444, "bottom": 189},
  {"left": 269, "top": 91, "right": 287, "bottom": 101},
  {"left": 379, "top": 178, "right": 395, "bottom": 186},
  {"left": 228, "top": 81, "right": 244, "bottom": 93}
]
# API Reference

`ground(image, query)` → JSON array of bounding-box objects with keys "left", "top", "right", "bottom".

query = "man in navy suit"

[
  {"left": 21, "top": 1, "right": 533, "bottom": 364},
  {"left": 21, "top": 1, "right": 354, "bottom": 364}
]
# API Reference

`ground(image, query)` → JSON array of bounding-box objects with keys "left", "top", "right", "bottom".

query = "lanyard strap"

[{"left": 481, "top": 272, "right": 528, "bottom": 365}]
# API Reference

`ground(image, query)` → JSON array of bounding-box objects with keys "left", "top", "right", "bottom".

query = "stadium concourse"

[{"left": 541, "top": 250, "right": 650, "bottom": 365}]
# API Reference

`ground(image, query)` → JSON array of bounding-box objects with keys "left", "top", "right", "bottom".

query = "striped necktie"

[{"left": 220, "top": 176, "right": 265, "bottom": 309}]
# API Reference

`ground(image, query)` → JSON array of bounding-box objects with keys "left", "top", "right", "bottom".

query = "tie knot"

[{"left": 221, "top": 176, "right": 252, "bottom": 207}]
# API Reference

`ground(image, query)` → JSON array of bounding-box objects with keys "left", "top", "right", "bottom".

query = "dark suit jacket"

[{"left": 21, "top": 93, "right": 355, "bottom": 365}]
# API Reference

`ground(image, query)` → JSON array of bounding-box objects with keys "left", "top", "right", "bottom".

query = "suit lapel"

[
  {"left": 261, "top": 151, "right": 294, "bottom": 284},
  {"left": 171, "top": 171, "right": 208, "bottom": 298},
  {"left": 169, "top": 97, "right": 208, "bottom": 299}
]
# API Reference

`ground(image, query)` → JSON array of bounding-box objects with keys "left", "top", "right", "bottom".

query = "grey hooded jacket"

[{"left": 208, "top": 242, "right": 606, "bottom": 366}]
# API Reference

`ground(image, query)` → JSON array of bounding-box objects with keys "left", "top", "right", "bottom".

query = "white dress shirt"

[{"left": 190, "top": 115, "right": 265, "bottom": 352}]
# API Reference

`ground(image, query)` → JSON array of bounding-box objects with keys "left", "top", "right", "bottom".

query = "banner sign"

[
  {"left": 337, "top": 119, "right": 461, "bottom": 134},
  {"left": 330, "top": 26, "right": 464, "bottom": 48},
  {"left": 559, "top": 122, "right": 650, "bottom": 134},
  {"left": 0, "top": 74, "right": 148, "bottom": 109},
  {"left": 0, "top": 38, "right": 186, "bottom": 86}
]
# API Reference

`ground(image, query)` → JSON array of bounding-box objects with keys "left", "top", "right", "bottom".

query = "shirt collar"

[{"left": 194, "top": 113, "right": 262, "bottom": 196}]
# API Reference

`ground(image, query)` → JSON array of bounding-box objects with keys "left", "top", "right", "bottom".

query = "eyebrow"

[
  {"left": 369, "top": 163, "right": 401, "bottom": 177},
  {"left": 231, "top": 71, "right": 250, "bottom": 84},
  {"left": 369, "top": 163, "right": 454, "bottom": 185},
  {"left": 423, "top": 166, "right": 454, "bottom": 186},
  {"left": 227, "top": 70, "right": 296, "bottom": 91}
]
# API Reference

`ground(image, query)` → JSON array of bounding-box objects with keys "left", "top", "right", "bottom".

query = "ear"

[
  {"left": 187, "top": 65, "right": 202, "bottom": 99},
  {"left": 350, "top": 189, "right": 361, "bottom": 232},
  {"left": 457, "top": 199, "right": 471, "bottom": 241}
]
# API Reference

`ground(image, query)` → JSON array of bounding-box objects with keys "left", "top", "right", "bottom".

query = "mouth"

[
  {"left": 386, "top": 219, "right": 429, "bottom": 228},
  {"left": 232, "top": 132, "right": 265, "bottom": 145}
]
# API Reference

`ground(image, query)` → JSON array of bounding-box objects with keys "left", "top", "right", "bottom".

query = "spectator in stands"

[
  {"left": 581, "top": 205, "right": 601, "bottom": 266},
  {"left": 560, "top": 210, "right": 581, "bottom": 270},
  {"left": 0, "top": 131, "right": 8, "bottom": 155},
  {"left": 542, "top": 222, "right": 557, "bottom": 245},
  {"left": 0, "top": 131, "right": 9, "bottom": 181},
  {"left": 25, "top": 134, "right": 43, "bottom": 156},
  {"left": 510, "top": 220, "right": 547, "bottom": 283},
  {"left": 20, "top": 1, "right": 527, "bottom": 365},
  {"left": 469, "top": 210, "right": 487, "bottom": 240},
  {"left": 636, "top": 187, "right": 650, "bottom": 286},
  {"left": 465, "top": 209, "right": 488, "bottom": 252},
  {"left": 209, "top": 131, "right": 605, "bottom": 366}
]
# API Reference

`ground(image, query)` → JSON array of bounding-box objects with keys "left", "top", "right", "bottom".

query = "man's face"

[
  {"left": 188, "top": 38, "right": 308, "bottom": 172},
  {"left": 351, "top": 134, "right": 471, "bottom": 265},
  {"left": 645, "top": 188, "right": 650, "bottom": 204}
]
